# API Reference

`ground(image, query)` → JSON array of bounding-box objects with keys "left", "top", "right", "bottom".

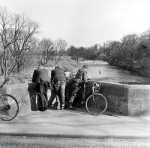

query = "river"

[{"left": 80, "top": 60, "right": 150, "bottom": 84}]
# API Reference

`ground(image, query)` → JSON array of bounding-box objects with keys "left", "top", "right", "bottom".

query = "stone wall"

[
  {"left": 0, "top": 82, "right": 150, "bottom": 116},
  {"left": 97, "top": 82, "right": 150, "bottom": 116},
  {"left": 0, "top": 84, "right": 31, "bottom": 115},
  {"left": 127, "top": 85, "right": 150, "bottom": 116}
]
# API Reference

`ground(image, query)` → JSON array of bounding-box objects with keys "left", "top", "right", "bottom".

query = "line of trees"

[
  {"left": 67, "top": 44, "right": 99, "bottom": 61},
  {"left": 97, "top": 32, "right": 150, "bottom": 77}
]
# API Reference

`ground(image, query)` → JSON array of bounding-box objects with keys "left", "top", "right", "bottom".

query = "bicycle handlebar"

[{"left": 80, "top": 80, "right": 100, "bottom": 89}]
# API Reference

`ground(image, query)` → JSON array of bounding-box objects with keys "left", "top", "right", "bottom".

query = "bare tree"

[
  {"left": 0, "top": 7, "right": 38, "bottom": 86},
  {"left": 52, "top": 39, "right": 67, "bottom": 64},
  {"left": 0, "top": 8, "right": 15, "bottom": 79},
  {"left": 38, "top": 38, "right": 53, "bottom": 66}
]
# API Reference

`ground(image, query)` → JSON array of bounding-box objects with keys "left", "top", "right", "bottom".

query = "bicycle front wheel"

[
  {"left": 86, "top": 93, "right": 108, "bottom": 116},
  {"left": 0, "top": 94, "right": 19, "bottom": 121}
]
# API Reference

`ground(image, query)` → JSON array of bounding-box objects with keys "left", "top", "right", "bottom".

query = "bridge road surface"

[
  {"left": 0, "top": 136, "right": 150, "bottom": 148},
  {"left": 0, "top": 108, "right": 150, "bottom": 148}
]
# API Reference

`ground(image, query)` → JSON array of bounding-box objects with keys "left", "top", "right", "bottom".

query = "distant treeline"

[
  {"left": 67, "top": 45, "right": 99, "bottom": 61},
  {"left": 97, "top": 32, "right": 150, "bottom": 77},
  {"left": 66, "top": 31, "right": 150, "bottom": 77}
]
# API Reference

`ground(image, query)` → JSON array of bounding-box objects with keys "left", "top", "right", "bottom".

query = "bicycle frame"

[{"left": 77, "top": 81, "right": 100, "bottom": 102}]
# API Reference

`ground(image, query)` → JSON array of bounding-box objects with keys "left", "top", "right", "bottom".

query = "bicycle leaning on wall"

[
  {"left": 75, "top": 81, "right": 108, "bottom": 116},
  {"left": 0, "top": 85, "right": 19, "bottom": 121}
]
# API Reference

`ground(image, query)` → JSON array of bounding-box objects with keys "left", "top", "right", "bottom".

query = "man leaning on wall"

[
  {"left": 48, "top": 65, "right": 66, "bottom": 110},
  {"left": 32, "top": 65, "right": 50, "bottom": 111}
]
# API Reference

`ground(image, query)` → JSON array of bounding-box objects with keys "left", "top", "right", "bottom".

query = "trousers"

[
  {"left": 36, "top": 80, "right": 48, "bottom": 111},
  {"left": 48, "top": 80, "right": 66, "bottom": 108}
]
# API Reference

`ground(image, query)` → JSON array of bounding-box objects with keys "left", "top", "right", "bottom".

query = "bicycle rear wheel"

[
  {"left": 0, "top": 94, "right": 19, "bottom": 121},
  {"left": 86, "top": 93, "right": 108, "bottom": 116}
]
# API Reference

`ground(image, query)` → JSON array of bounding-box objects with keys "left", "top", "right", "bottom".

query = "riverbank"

[
  {"left": 108, "top": 60, "right": 150, "bottom": 78},
  {"left": 0, "top": 57, "right": 149, "bottom": 85}
]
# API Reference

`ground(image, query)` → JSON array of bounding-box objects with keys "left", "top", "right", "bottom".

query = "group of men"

[{"left": 32, "top": 65, "right": 89, "bottom": 111}]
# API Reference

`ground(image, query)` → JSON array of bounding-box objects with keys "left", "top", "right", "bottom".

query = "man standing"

[
  {"left": 32, "top": 65, "right": 50, "bottom": 111},
  {"left": 68, "top": 65, "right": 89, "bottom": 110},
  {"left": 48, "top": 66, "right": 66, "bottom": 110}
]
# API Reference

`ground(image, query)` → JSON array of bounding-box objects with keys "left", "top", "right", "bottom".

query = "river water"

[{"left": 80, "top": 60, "right": 150, "bottom": 84}]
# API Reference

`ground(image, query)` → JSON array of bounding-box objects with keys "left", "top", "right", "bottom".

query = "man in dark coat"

[
  {"left": 32, "top": 66, "right": 50, "bottom": 111},
  {"left": 48, "top": 66, "right": 66, "bottom": 110}
]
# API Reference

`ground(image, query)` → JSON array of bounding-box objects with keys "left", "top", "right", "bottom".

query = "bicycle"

[
  {"left": 73, "top": 81, "right": 108, "bottom": 116},
  {"left": 0, "top": 94, "right": 19, "bottom": 121}
]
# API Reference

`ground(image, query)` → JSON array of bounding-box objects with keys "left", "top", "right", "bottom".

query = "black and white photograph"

[{"left": 0, "top": 0, "right": 150, "bottom": 147}]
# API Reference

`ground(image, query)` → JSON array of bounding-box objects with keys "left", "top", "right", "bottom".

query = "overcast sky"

[{"left": 1, "top": 0, "right": 150, "bottom": 47}]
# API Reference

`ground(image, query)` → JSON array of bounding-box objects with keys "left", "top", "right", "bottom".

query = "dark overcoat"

[{"left": 32, "top": 68, "right": 50, "bottom": 111}]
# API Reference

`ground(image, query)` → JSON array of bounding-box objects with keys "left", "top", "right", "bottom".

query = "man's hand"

[{"left": 87, "top": 76, "right": 91, "bottom": 80}]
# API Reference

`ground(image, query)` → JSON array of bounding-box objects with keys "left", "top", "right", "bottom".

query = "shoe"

[
  {"left": 53, "top": 102, "right": 58, "bottom": 109},
  {"left": 68, "top": 105, "right": 76, "bottom": 110},
  {"left": 48, "top": 105, "right": 55, "bottom": 110},
  {"left": 60, "top": 104, "right": 65, "bottom": 110},
  {"left": 64, "top": 105, "right": 68, "bottom": 109},
  {"left": 53, "top": 106, "right": 58, "bottom": 110},
  {"left": 81, "top": 100, "right": 85, "bottom": 104}
]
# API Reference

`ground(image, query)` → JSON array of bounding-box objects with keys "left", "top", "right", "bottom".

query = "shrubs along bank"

[{"left": 97, "top": 32, "right": 150, "bottom": 78}]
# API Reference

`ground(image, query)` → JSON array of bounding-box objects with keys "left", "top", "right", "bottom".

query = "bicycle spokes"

[
  {"left": 86, "top": 93, "right": 108, "bottom": 116},
  {"left": 0, "top": 94, "right": 19, "bottom": 121}
]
